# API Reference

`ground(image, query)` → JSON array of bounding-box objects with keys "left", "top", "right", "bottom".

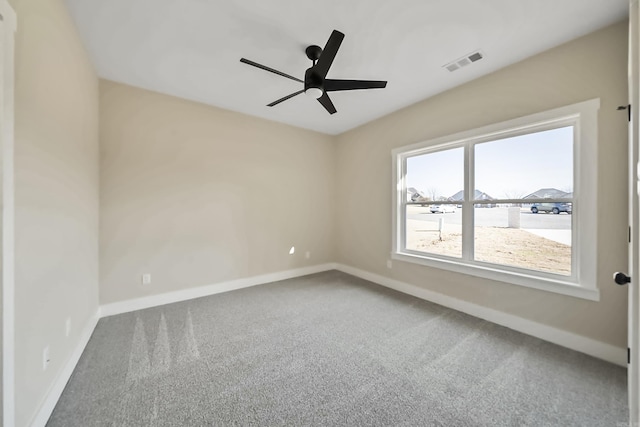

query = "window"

[{"left": 392, "top": 99, "right": 599, "bottom": 300}]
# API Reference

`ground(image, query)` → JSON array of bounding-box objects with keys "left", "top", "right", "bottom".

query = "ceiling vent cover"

[{"left": 443, "top": 50, "right": 484, "bottom": 72}]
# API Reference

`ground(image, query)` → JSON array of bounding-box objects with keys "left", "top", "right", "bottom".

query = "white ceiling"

[{"left": 64, "top": 0, "right": 628, "bottom": 135}]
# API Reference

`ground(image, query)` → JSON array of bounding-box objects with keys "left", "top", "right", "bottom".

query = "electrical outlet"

[
  {"left": 43, "top": 346, "right": 50, "bottom": 371},
  {"left": 142, "top": 273, "right": 151, "bottom": 285},
  {"left": 65, "top": 317, "right": 71, "bottom": 337},
  {"left": 305, "top": 251, "right": 311, "bottom": 259},
  {"left": 387, "top": 260, "right": 393, "bottom": 269}
]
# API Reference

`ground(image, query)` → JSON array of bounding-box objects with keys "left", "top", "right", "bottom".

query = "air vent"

[
  {"left": 456, "top": 58, "right": 471, "bottom": 67},
  {"left": 443, "top": 50, "right": 484, "bottom": 72},
  {"left": 468, "top": 52, "right": 483, "bottom": 62}
]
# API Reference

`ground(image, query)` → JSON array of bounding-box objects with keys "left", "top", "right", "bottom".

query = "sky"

[{"left": 406, "top": 126, "right": 573, "bottom": 200}]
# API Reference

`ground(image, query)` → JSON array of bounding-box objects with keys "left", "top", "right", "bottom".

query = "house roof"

[
  {"left": 523, "top": 188, "right": 571, "bottom": 199},
  {"left": 449, "top": 189, "right": 494, "bottom": 201}
]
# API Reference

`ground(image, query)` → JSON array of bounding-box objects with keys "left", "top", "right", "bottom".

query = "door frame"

[
  {"left": 0, "top": 0, "right": 16, "bottom": 425},
  {"left": 629, "top": 0, "right": 640, "bottom": 424}
]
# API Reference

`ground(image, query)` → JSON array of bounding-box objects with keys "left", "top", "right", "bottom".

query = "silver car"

[{"left": 530, "top": 202, "right": 572, "bottom": 214}]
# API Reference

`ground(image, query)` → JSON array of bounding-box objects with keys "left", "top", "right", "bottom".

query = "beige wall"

[
  {"left": 99, "top": 81, "right": 336, "bottom": 304},
  {"left": 335, "top": 22, "right": 629, "bottom": 348},
  {"left": 10, "top": 0, "right": 100, "bottom": 425}
]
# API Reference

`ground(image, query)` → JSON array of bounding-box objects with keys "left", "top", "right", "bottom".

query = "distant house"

[
  {"left": 407, "top": 187, "right": 424, "bottom": 202},
  {"left": 523, "top": 188, "right": 571, "bottom": 199},
  {"left": 449, "top": 189, "right": 494, "bottom": 201}
]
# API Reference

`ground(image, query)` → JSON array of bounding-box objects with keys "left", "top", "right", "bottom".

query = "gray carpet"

[{"left": 47, "top": 271, "right": 628, "bottom": 426}]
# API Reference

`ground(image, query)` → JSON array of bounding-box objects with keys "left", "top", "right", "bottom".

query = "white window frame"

[{"left": 392, "top": 99, "right": 600, "bottom": 301}]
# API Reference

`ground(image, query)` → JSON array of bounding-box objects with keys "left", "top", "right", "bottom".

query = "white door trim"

[
  {"left": 0, "top": 0, "right": 17, "bottom": 425},
  {"left": 628, "top": 0, "right": 640, "bottom": 424}
]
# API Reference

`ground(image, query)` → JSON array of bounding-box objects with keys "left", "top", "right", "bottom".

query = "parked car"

[
  {"left": 430, "top": 204, "right": 457, "bottom": 213},
  {"left": 530, "top": 202, "right": 572, "bottom": 214}
]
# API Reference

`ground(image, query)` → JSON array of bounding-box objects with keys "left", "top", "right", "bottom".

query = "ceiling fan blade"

[
  {"left": 267, "top": 90, "right": 304, "bottom": 107},
  {"left": 314, "top": 30, "right": 345, "bottom": 78},
  {"left": 317, "top": 92, "right": 337, "bottom": 114},
  {"left": 240, "top": 58, "right": 303, "bottom": 83},
  {"left": 324, "top": 79, "right": 387, "bottom": 92}
]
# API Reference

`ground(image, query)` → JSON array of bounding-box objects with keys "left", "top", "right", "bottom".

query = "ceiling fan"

[{"left": 240, "top": 30, "right": 387, "bottom": 115}]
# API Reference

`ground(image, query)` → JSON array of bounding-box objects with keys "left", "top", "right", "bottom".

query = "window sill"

[{"left": 391, "top": 251, "right": 600, "bottom": 301}]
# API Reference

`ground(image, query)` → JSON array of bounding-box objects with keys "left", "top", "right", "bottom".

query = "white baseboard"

[
  {"left": 30, "top": 309, "right": 100, "bottom": 427},
  {"left": 335, "top": 263, "right": 627, "bottom": 367},
  {"left": 99, "top": 263, "right": 338, "bottom": 318}
]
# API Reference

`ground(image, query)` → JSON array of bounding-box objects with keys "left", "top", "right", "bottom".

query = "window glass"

[
  {"left": 405, "top": 206, "right": 463, "bottom": 258},
  {"left": 406, "top": 148, "right": 464, "bottom": 203},
  {"left": 473, "top": 204, "right": 572, "bottom": 275},
  {"left": 472, "top": 126, "right": 573, "bottom": 274},
  {"left": 474, "top": 126, "right": 573, "bottom": 200},
  {"left": 405, "top": 148, "right": 463, "bottom": 258}
]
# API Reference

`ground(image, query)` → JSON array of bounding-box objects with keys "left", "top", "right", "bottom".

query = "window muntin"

[{"left": 392, "top": 99, "right": 599, "bottom": 300}]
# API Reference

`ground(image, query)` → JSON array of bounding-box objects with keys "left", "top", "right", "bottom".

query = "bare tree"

[
  {"left": 503, "top": 188, "right": 526, "bottom": 199},
  {"left": 426, "top": 186, "right": 439, "bottom": 202},
  {"left": 503, "top": 188, "right": 527, "bottom": 207}
]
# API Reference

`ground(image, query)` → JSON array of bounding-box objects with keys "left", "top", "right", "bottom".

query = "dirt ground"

[{"left": 406, "top": 219, "right": 571, "bottom": 275}]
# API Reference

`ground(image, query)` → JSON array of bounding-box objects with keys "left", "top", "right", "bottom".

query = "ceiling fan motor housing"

[{"left": 304, "top": 68, "right": 324, "bottom": 96}]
